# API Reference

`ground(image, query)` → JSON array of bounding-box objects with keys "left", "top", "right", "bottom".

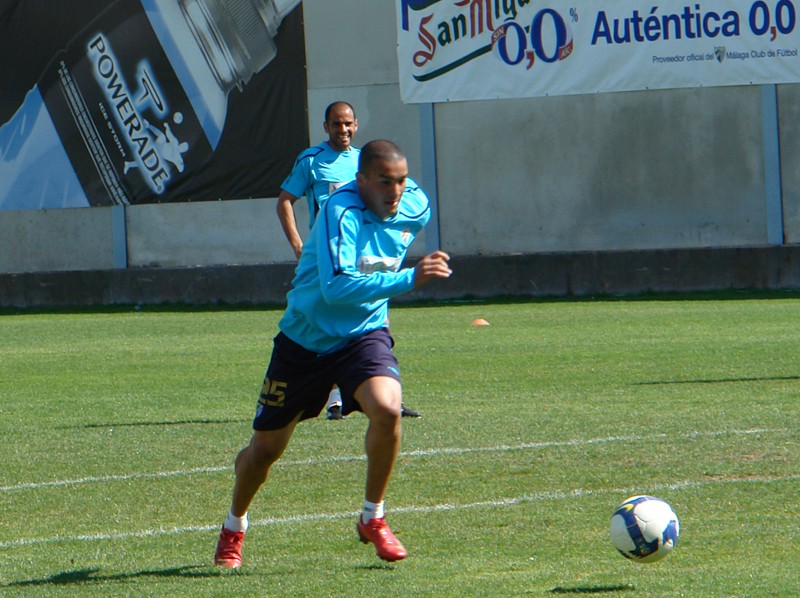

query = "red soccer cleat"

[
  {"left": 214, "top": 526, "right": 244, "bottom": 568},
  {"left": 357, "top": 517, "right": 408, "bottom": 562}
]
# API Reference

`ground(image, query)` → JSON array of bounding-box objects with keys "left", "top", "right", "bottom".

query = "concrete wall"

[
  {"left": 1, "top": 0, "right": 799, "bottom": 304},
  {"left": 434, "top": 86, "right": 771, "bottom": 254},
  {"left": 3, "top": 247, "right": 799, "bottom": 308},
  {"left": 778, "top": 84, "right": 800, "bottom": 244},
  {"left": 0, "top": 199, "right": 305, "bottom": 272},
  {"left": 126, "top": 199, "right": 301, "bottom": 267},
  {"left": 0, "top": 207, "right": 114, "bottom": 273}
]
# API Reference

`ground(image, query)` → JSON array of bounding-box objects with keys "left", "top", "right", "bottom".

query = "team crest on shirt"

[
  {"left": 401, "top": 229, "right": 412, "bottom": 245},
  {"left": 328, "top": 181, "right": 345, "bottom": 195},
  {"left": 358, "top": 255, "right": 403, "bottom": 273}
]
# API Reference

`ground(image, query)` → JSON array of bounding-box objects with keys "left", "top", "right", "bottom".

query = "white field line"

[
  {"left": 1, "top": 473, "right": 798, "bottom": 550},
  {"left": 0, "top": 427, "right": 787, "bottom": 493}
]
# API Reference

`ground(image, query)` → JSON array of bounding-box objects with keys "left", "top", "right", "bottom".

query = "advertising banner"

[
  {"left": 0, "top": 0, "right": 307, "bottom": 211},
  {"left": 397, "top": 0, "right": 800, "bottom": 103}
]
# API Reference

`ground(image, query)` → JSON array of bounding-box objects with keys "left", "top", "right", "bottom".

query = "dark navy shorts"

[{"left": 253, "top": 328, "right": 401, "bottom": 430}]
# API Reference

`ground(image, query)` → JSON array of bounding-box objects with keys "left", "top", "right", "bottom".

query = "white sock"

[
  {"left": 326, "top": 387, "right": 342, "bottom": 408},
  {"left": 361, "top": 500, "right": 385, "bottom": 523},
  {"left": 224, "top": 511, "right": 248, "bottom": 533}
]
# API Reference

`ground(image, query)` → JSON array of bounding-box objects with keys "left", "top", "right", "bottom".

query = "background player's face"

[
  {"left": 358, "top": 158, "right": 408, "bottom": 220},
  {"left": 324, "top": 105, "right": 357, "bottom": 151}
]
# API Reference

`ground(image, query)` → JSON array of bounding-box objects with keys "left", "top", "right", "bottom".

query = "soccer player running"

[
  {"left": 276, "top": 101, "right": 421, "bottom": 420},
  {"left": 214, "top": 139, "right": 452, "bottom": 567}
]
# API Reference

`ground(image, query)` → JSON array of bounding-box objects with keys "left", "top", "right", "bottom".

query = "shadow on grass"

[
  {"left": 2, "top": 565, "right": 235, "bottom": 588},
  {"left": 54, "top": 418, "right": 247, "bottom": 429},
  {"left": 634, "top": 374, "right": 800, "bottom": 386},
  {"left": 82, "top": 418, "right": 246, "bottom": 429},
  {"left": 550, "top": 585, "right": 634, "bottom": 594},
  {"left": 354, "top": 563, "right": 397, "bottom": 571}
]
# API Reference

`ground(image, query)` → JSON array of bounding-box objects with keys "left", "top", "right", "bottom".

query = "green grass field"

[{"left": 1, "top": 294, "right": 799, "bottom": 596}]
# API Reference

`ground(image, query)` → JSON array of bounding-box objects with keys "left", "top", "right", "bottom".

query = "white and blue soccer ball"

[{"left": 609, "top": 495, "right": 680, "bottom": 563}]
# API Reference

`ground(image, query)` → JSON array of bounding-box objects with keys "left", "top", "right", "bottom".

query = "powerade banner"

[
  {"left": 0, "top": 0, "right": 307, "bottom": 211},
  {"left": 397, "top": 0, "right": 800, "bottom": 102}
]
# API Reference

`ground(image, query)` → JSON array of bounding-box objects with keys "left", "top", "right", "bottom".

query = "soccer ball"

[{"left": 610, "top": 495, "right": 680, "bottom": 563}]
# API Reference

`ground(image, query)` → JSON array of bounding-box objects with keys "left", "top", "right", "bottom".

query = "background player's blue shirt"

[
  {"left": 279, "top": 177, "right": 430, "bottom": 354},
  {"left": 280, "top": 142, "right": 361, "bottom": 228}
]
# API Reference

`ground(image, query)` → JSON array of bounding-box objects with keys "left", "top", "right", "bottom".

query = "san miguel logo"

[{"left": 400, "top": 0, "right": 575, "bottom": 82}]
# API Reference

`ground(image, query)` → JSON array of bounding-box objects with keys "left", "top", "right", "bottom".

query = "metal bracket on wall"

[
  {"left": 762, "top": 84, "right": 785, "bottom": 246},
  {"left": 419, "top": 103, "right": 441, "bottom": 253},
  {"left": 112, "top": 204, "right": 128, "bottom": 269}
]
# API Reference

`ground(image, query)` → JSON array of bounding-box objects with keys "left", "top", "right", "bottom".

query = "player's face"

[
  {"left": 324, "top": 106, "right": 357, "bottom": 151},
  {"left": 358, "top": 158, "right": 408, "bottom": 220}
]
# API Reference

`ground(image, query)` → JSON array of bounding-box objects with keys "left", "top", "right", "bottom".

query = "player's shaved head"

[
  {"left": 324, "top": 101, "right": 356, "bottom": 122},
  {"left": 358, "top": 140, "right": 405, "bottom": 175}
]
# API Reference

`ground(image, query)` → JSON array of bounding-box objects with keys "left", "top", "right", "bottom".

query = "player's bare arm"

[{"left": 276, "top": 190, "right": 304, "bottom": 259}]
